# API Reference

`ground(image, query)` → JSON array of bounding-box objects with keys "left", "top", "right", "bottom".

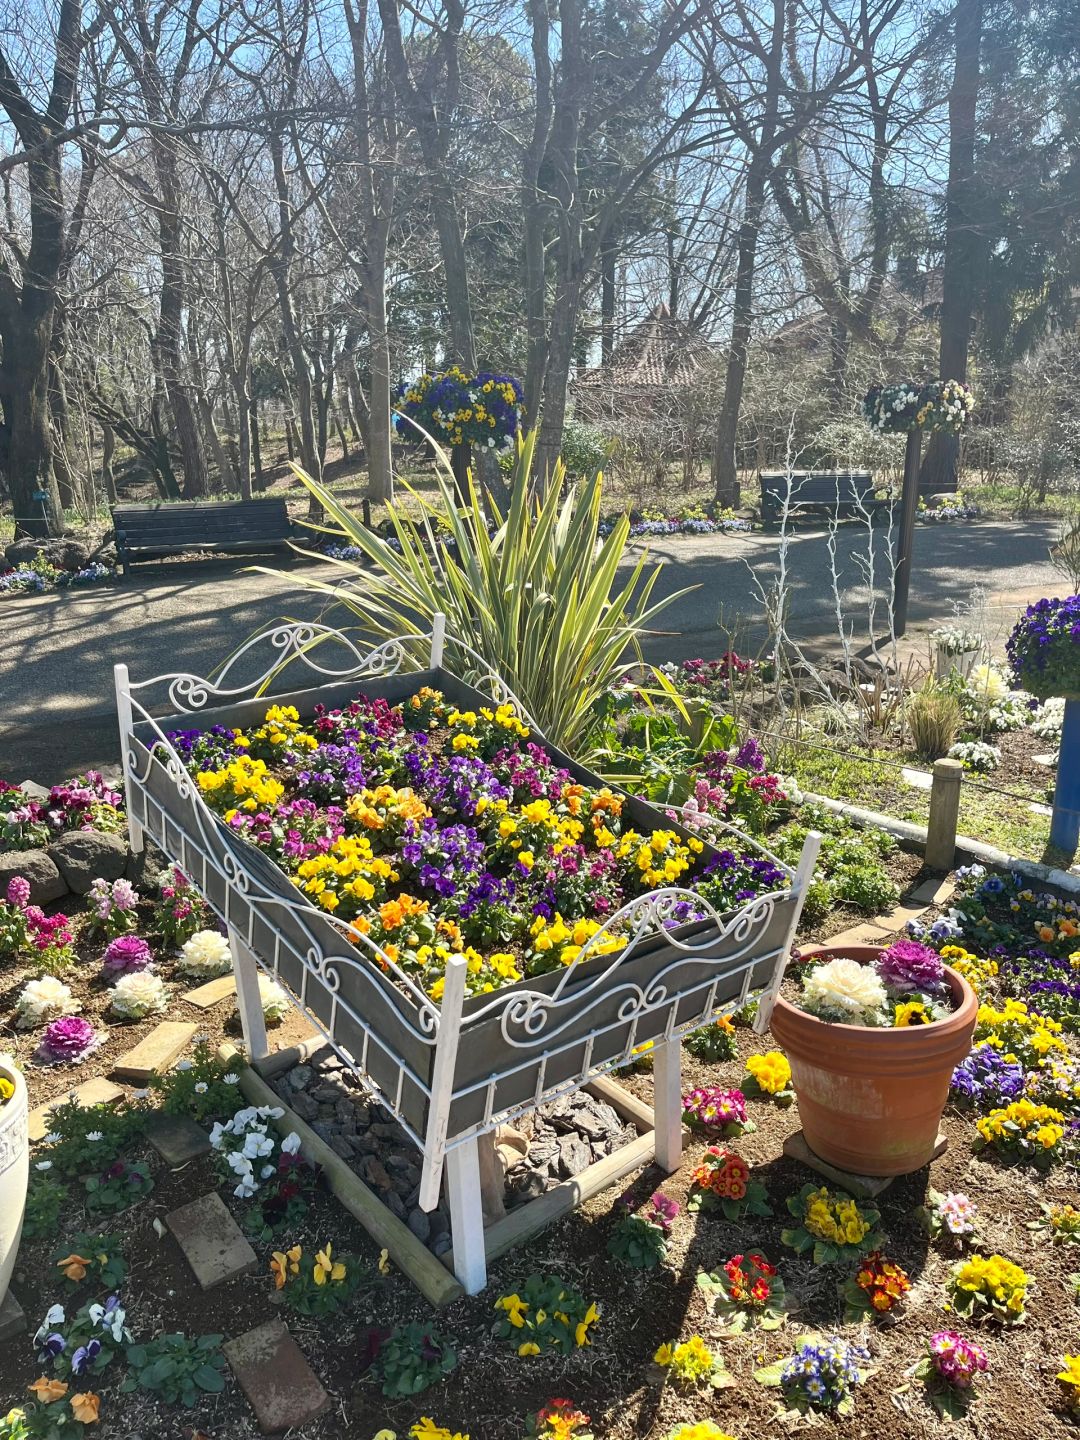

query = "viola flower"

[
  {"left": 270, "top": 1246, "right": 302, "bottom": 1289},
  {"left": 313, "top": 1243, "right": 346, "bottom": 1285},
  {"left": 69, "top": 1391, "right": 101, "bottom": 1424},
  {"left": 28, "top": 1377, "right": 68, "bottom": 1404}
]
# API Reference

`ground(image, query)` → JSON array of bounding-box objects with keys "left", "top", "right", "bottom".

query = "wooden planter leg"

[
  {"left": 652, "top": 1037, "right": 683, "bottom": 1172},
  {"left": 229, "top": 926, "right": 269, "bottom": 1063},
  {"left": 446, "top": 1137, "right": 487, "bottom": 1295}
]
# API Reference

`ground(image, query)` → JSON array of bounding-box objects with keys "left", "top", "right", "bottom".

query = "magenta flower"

[
  {"left": 875, "top": 939, "right": 946, "bottom": 996},
  {"left": 41, "top": 1015, "right": 101, "bottom": 1064},
  {"left": 5, "top": 876, "right": 30, "bottom": 908},
  {"left": 927, "top": 1331, "right": 989, "bottom": 1388},
  {"left": 102, "top": 935, "right": 154, "bottom": 974}
]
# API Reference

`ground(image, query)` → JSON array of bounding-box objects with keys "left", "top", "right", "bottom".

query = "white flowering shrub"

[
  {"left": 947, "top": 740, "right": 1001, "bottom": 773},
  {"left": 109, "top": 970, "right": 169, "bottom": 1019},
  {"left": 178, "top": 928, "right": 232, "bottom": 978},
  {"left": 1031, "top": 697, "right": 1065, "bottom": 743},
  {"left": 208, "top": 1104, "right": 300, "bottom": 1199},
  {"left": 15, "top": 975, "right": 80, "bottom": 1030}
]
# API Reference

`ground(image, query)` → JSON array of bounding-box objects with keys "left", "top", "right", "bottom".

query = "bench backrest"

[
  {"left": 112, "top": 499, "right": 292, "bottom": 552},
  {"left": 759, "top": 470, "right": 874, "bottom": 504}
]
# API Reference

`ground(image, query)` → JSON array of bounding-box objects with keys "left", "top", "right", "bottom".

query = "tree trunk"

[
  {"left": 600, "top": 240, "right": 617, "bottom": 367},
  {"left": 3, "top": 328, "right": 66, "bottom": 536},
  {"left": 250, "top": 398, "right": 265, "bottom": 492},
  {"left": 921, "top": 0, "right": 984, "bottom": 493},
  {"left": 710, "top": 160, "right": 770, "bottom": 508},
  {"left": 100, "top": 420, "right": 117, "bottom": 503}
]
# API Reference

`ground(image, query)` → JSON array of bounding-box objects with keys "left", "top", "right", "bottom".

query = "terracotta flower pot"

[
  {"left": 0, "top": 1057, "right": 29, "bottom": 1308},
  {"left": 768, "top": 945, "right": 977, "bottom": 1177}
]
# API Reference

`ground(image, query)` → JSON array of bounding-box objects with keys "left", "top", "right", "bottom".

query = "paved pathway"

[{"left": 0, "top": 518, "right": 1060, "bottom": 781}]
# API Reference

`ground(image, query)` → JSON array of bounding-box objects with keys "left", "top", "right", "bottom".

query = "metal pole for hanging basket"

[
  {"left": 893, "top": 428, "right": 922, "bottom": 637},
  {"left": 1049, "top": 696, "right": 1080, "bottom": 854}
]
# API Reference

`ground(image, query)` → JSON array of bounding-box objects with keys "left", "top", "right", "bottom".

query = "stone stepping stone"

[
  {"left": 1033, "top": 753, "right": 1057, "bottom": 767},
  {"left": 28, "top": 1077, "right": 125, "bottom": 1142},
  {"left": 900, "top": 766, "right": 933, "bottom": 791},
  {"left": 1030, "top": 801, "right": 1053, "bottom": 817},
  {"left": 112, "top": 1021, "right": 198, "bottom": 1081},
  {"left": 908, "top": 877, "right": 956, "bottom": 906},
  {"left": 146, "top": 1112, "right": 212, "bottom": 1166},
  {"left": 783, "top": 1129, "right": 945, "bottom": 1199},
  {"left": 182, "top": 974, "right": 236, "bottom": 1009},
  {"left": 820, "top": 921, "right": 892, "bottom": 950},
  {"left": 165, "top": 1191, "right": 256, "bottom": 1290},
  {"left": 224, "top": 1319, "right": 330, "bottom": 1434},
  {"left": 0, "top": 1289, "right": 27, "bottom": 1342}
]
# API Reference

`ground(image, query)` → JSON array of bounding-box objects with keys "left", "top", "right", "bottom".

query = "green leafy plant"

[
  {"left": 151, "top": 1039, "right": 244, "bottom": 1123},
  {"left": 606, "top": 1215, "right": 669, "bottom": 1270},
  {"left": 22, "top": 1175, "right": 70, "bottom": 1241},
  {"left": 38, "top": 1099, "right": 145, "bottom": 1179},
  {"left": 51, "top": 1234, "right": 126, "bottom": 1290},
  {"left": 120, "top": 1334, "right": 227, "bottom": 1407},
  {"left": 683, "top": 1016, "right": 738, "bottom": 1063},
  {"left": 279, "top": 432, "right": 689, "bottom": 756},
  {"left": 82, "top": 1160, "right": 153, "bottom": 1215},
  {"left": 274, "top": 1242, "right": 364, "bottom": 1317},
  {"left": 373, "top": 1321, "right": 459, "bottom": 1398},
  {"left": 493, "top": 1274, "right": 600, "bottom": 1356}
]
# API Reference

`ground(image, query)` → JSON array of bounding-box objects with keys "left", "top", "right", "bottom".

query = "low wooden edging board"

[
  {"left": 217, "top": 1043, "right": 464, "bottom": 1309},
  {"left": 228, "top": 1044, "right": 676, "bottom": 1299}
]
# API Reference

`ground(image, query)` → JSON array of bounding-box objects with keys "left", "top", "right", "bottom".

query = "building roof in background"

[{"left": 575, "top": 303, "right": 719, "bottom": 392}]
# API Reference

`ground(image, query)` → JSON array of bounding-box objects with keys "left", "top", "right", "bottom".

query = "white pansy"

[
  {"left": 801, "top": 957, "right": 888, "bottom": 1026},
  {"left": 35, "top": 1160, "right": 53, "bottom": 1172},
  {"left": 281, "top": 1132, "right": 302, "bottom": 1156},
  {"left": 178, "top": 928, "right": 232, "bottom": 979},
  {"left": 85, "top": 1131, "right": 104, "bottom": 1142},
  {"left": 175, "top": 1059, "right": 193, "bottom": 1072}
]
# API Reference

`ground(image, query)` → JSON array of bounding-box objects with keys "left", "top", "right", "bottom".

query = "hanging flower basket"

[
  {"left": 393, "top": 368, "right": 524, "bottom": 454},
  {"left": 0, "top": 1055, "right": 28, "bottom": 1308},
  {"left": 861, "top": 379, "right": 973, "bottom": 435},
  {"left": 1006, "top": 596, "right": 1080, "bottom": 700}
]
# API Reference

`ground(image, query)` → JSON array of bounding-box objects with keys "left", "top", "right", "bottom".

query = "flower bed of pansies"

[
  {"left": 166, "top": 690, "right": 798, "bottom": 1001},
  {"left": 597, "top": 507, "right": 751, "bottom": 540},
  {"left": 0, "top": 554, "right": 116, "bottom": 599},
  {"left": 4, "top": 746, "right": 1080, "bottom": 1436}
]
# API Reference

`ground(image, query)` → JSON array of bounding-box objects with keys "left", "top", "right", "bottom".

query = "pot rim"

[
  {"left": 771, "top": 944, "right": 977, "bottom": 1040},
  {"left": 0, "top": 1057, "right": 26, "bottom": 1118}
]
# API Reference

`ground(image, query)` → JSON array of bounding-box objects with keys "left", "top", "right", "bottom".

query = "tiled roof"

[{"left": 575, "top": 303, "right": 718, "bottom": 390}]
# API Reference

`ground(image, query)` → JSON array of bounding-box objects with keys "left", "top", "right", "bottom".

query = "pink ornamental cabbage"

[
  {"left": 875, "top": 939, "right": 946, "bottom": 996},
  {"left": 102, "top": 935, "right": 154, "bottom": 974},
  {"left": 41, "top": 1015, "right": 100, "bottom": 1063}
]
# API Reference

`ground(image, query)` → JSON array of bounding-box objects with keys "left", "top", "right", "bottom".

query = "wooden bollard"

[{"left": 926, "top": 757, "right": 963, "bottom": 871}]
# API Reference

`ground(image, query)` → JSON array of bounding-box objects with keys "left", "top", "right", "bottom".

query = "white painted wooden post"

[
  {"left": 754, "top": 830, "right": 822, "bottom": 1034},
  {"left": 651, "top": 1034, "right": 683, "bottom": 1172},
  {"left": 429, "top": 611, "right": 446, "bottom": 669},
  {"left": 418, "top": 952, "right": 467, "bottom": 1212},
  {"left": 229, "top": 926, "right": 269, "bottom": 1062},
  {"left": 112, "top": 663, "right": 144, "bottom": 855},
  {"left": 446, "top": 1137, "right": 487, "bottom": 1294}
]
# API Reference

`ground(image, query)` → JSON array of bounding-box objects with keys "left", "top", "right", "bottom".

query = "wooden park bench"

[
  {"left": 111, "top": 499, "right": 296, "bottom": 574},
  {"left": 757, "top": 469, "right": 893, "bottom": 526}
]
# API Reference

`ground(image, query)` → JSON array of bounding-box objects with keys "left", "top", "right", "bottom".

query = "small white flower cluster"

[
  {"left": 208, "top": 1104, "right": 300, "bottom": 1199},
  {"left": 1031, "top": 696, "right": 1065, "bottom": 743},
  {"left": 15, "top": 975, "right": 79, "bottom": 1030},
  {"left": 947, "top": 739, "right": 1001, "bottom": 773},
  {"left": 108, "top": 969, "right": 170, "bottom": 1019},
  {"left": 178, "top": 928, "right": 232, "bottom": 978},
  {"left": 932, "top": 625, "right": 983, "bottom": 656}
]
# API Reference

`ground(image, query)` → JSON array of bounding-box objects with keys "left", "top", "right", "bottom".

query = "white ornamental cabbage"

[
  {"left": 109, "top": 970, "right": 169, "bottom": 1019},
  {"left": 801, "top": 957, "right": 888, "bottom": 1026},
  {"left": 178, "top": 928, "right": 232, "bottom": 978},
  {"left": 16, "top": 975, "right": 80, "bottom": 1030},
  {"left": 257, "top": 975, "right": 290, "bottom": 1024}
]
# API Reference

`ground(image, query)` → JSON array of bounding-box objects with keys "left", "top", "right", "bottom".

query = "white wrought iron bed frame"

[{"left": 114, "top": 615, "right": 819, "bottom": 1292}]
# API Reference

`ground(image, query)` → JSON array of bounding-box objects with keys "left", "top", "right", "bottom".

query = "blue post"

[{"left": 1050, "top": 696, "right": 1080, "bottom": 854}]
